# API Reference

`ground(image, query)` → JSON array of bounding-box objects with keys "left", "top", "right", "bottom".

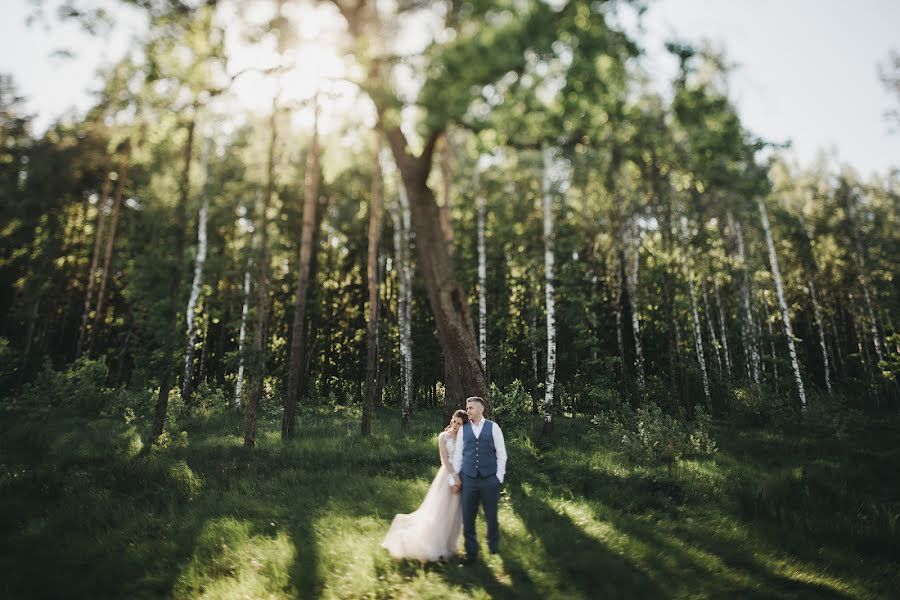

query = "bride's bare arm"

[{"left": 438, "top": 434, "right": 455, "bottom": 474}]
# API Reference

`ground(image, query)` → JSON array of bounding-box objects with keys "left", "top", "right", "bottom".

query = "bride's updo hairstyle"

[{"left": 444, "top": 409, "right": 468, "bottom": 433}]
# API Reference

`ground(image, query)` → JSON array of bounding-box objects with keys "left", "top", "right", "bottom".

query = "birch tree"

[
  {"left": 181, "top": 137, "right": 213, "bottom": 406},
  {"left": 541, "top": 146, "right": 557, "bottom": 433},
  {"left": 233, "top": 205, "right": 256, "bottom": 410},
  {"left": 475, "top": 158, "right": 488, "bottom": 373},
  {"left": 728, "top": 211, "right": 761, "bottom": 387},
  {"left": 681, "top": 221, "right": 712, "bottom": 410},
  {"left": 624, "top": 220, "right": 647, "bottom": 402},
  {"left": 390, "top": 171, "right": 414, "bottom": 430},
  {"left": 758, "top": 197, "right": 807, "bottom": 410}
]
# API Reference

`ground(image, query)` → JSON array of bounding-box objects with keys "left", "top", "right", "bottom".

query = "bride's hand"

[{"left": 451, "top": 484, "right": 461, "bottom": 494}]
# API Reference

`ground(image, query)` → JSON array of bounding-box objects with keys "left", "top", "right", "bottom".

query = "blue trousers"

[{"left": 460, "top": 473, "right": 500, "bottom": 558}]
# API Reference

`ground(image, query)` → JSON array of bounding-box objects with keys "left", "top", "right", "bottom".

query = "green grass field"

[{"left": 1, "top": 401, "right": 898, "bottom": 599}]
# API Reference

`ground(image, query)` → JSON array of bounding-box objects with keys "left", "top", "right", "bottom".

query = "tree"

[
  {"left": 283, "top": 103, "right": 322, "bottom": 438},
  {"left": 361, "top": 137, "right": 384, "bottom": 436}
]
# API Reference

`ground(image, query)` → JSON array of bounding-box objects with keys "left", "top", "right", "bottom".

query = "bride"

[{"left": 382, "top": 410, "right": 468, "bottom": 561}]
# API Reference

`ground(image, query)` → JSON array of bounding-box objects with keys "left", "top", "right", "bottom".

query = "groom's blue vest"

[{"left": 460, "top": 420, "right": 497, "bottom": 478}]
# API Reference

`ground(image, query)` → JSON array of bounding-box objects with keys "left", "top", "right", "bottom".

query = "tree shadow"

[
  {"left": 519, "top": 450, "right": 858, "bottom": 599},
  {"left": 506, "top": 480, "right": 664, "bottom": 599}
]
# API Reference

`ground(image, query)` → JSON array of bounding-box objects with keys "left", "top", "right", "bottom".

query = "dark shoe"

[
  {"left": 489, "top": 547, "right": 500, "bottom": 555},
  {"left": 462, "top": 554, "right": 478, "bottom": 564}
]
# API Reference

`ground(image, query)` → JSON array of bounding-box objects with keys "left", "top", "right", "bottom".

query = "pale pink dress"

[{"left": 381, "top": 432, "right": 462, "bottom": 561}]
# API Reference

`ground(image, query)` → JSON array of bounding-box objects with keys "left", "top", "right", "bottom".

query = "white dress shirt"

[{"left": 449, "top": 417, "right": 507, "bottom": 485}]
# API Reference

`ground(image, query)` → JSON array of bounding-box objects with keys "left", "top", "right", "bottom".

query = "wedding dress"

[{"left": 381, "top": 432, "right": 462, "bottom": 561}]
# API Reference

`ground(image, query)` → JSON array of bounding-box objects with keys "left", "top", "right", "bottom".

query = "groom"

[{"left": 451, "top": 396, "right": 508, "bottom": 562}]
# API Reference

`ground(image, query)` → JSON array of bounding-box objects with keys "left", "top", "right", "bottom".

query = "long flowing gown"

[{"left": 381, "top": 432, "right": 462, "bottom": 561}]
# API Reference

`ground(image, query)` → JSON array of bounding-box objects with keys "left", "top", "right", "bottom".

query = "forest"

[{"left": 1, "top": 0, "right": 898, "bottom": 598}]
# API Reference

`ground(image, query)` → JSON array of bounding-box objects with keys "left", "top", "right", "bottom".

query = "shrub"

[
  {"left": 489, "top": 379, "right": 534, "bottom": 434},
  {"left": 18, "top": 357, "right": 114, "bottom": 416},
  {"left": 728, "top": 385, "right": 797, "bottom": 427},
  {"left": 592, "top": 402, "right": 717, "bottom": 468}
]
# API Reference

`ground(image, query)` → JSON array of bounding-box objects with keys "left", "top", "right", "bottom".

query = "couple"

[{"left": 382, "top": 396, "right": 508, "bottom": 562}]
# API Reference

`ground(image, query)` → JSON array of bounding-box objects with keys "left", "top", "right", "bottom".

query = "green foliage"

[
  {"left": 2, "top": 406, "right": 898, "bottom": 599},
  {"left": 0, "top": 337, "right": 15, "bottom": 392},
  {"left": 18, "top": 356, "right": 114, "bottom": 416},
  {"left": 489, "top": 379, "right": 533, "bottom": 435},
  {"left": 592, "top": 402, "right": 718, "bottom": 468},
  {"left": 727, "top": 385, "right": 798, "bottom": 427}
]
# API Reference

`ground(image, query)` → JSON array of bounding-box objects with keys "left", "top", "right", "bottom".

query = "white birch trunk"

[
  {"left": 729, "top": 212, "right": 761, "bottom": 386},
  {"left": 764, "top": 297, "right": 778, "bottom": 393},
  {"left": 757, "top": 197, "right": 807, "bottom": 409},
  {"left": 624, "top": 220, "right": 647, "bottom": 401},
  {"left": 391, "top": 178, "right": 413, "bottom": 427},
  {"left": 181, "top": 139, "right": 212, "bottom": 403},
  {"left": 713, "top": 277, "right": 733, "bottom": 379},
  {"left": 681, "top": 222, "right": 712, "bottom": 410},
  {"left": 234, "top": 266, "right": 252, "bottom": 409},
  {"left": 476, "top": 163, "right": 487, "bottom": 373},
  {"left": 541, "top": 146, "right": 557, "bottom": 430},
  {"left": 846, "top": 191, "right": 886, "bottom": 365},
  {"left": 808, "top": 278, "right": 833, "bottom": 395},
  {"left": 613, "top": 249, "right": 627, "bottom": 383},
  {"left": 701, "top": 277, "right": 723, "bottom": 375}
]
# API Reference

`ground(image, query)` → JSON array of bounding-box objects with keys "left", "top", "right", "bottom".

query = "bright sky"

[{"left": 1, "top": 0, "right": 897, "bottom": 177}]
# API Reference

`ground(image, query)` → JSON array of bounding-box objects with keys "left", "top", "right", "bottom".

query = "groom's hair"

[{"left": 466, "top": 396, "right": 485, "bottom": 406}]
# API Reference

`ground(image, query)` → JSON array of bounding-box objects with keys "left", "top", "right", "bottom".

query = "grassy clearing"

[{"left": 1, "top": 401, "right": 898, "bottom": 599}]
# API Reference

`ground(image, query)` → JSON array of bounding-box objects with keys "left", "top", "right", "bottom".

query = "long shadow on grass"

[
  {"left": 506, "top": 480, "right": 663, "bottom": 599},
  {"left": 518, "top": 446, "right": 857, "bottom": 599}
]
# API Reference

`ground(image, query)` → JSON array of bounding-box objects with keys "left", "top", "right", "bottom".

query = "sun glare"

[{"left": 219, "top": 1, "right": 366, "bottom": 133}]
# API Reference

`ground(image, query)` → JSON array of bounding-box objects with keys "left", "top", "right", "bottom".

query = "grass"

[{"left": 0, "top": 399, "right": 898, "bottom": 599}]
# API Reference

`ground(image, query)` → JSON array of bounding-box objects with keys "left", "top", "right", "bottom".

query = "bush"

[
  {"left": 728, "top": 385, "right": 797, "bottom": 427},
  {"left": 0, "top": 337, "right": 16, "bottom": 394},
  {"left": 489, "top": 379, "right": 534, "bottom": 434},
  {"left": 18, "top": 357, "right": 114, "bottom": 416},
  {"left": 802, "top": 390, "right": 866, "bottom": 440},
  {"left": 593, "top": 402, "right": 717, "bottom": 468}
]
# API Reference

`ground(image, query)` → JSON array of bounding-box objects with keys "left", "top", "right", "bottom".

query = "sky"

[{"left": 1, "top": 0, "right": 898, "bottom": 177}]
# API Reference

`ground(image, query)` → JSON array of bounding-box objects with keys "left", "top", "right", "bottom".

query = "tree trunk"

[
  {"left": 624, "top": 220, "right": 647, "bottom": 402},
  {"left": 701, "top": 276, "right": 723, "bottom": 376},
  {"left": 439, "top": 134, "right": 454, "bottom": 254},
  {"left": 283, "top": 105, "right": 321, "bottom": 439},
  {"left": 845, "top": 189, "right": 885, "bottom": 366},
  {"left": 808, "top": 278, "right": 832, "bottom": 395},
  {"left": 530, "top": 276, "right": 539, "bottom": 414},
  {"left": 541, "top": 146, "right": 557, "bottom": 433},
  {"left": 381, "top": 127, "right": 488, "bottom": 415},
  {"left": 89, "top": 157, "right": 128, "bottom": 355},
  {"left": 390, "top": 170, "right": 414, "bottom": 430},
  {"left": 244, "top": 104, "right": 277, "bottom": 448},
  {"left": 728, "top": 211, "right": 761, "bottom": 387},
  {"left": 764, "top": 294, "right": 778, "bottom": 394},
  {"left": 181, "top": 139, "right": 212, "bottom": 407},
  {"left": 77, "top": 172, "right": 112, "bottom": 357},
  {"left": 613, "top": 247, "right": 628, "bottom": 390},
  {"left": 151, "top": 119, "right": 194, "bottom": 443},
  {"left": 757, "top": 197, "right": 807, "bottom": 410},
  {"left": 681, "top": 225, "right": 712, "bottom": 411},
  {"left": 476, "top": 162, "right": 488, "bottom": 374},
  {"left": 362, "top": 138, "right": 385, "bottom": 436},
  {"left": 713, "top": 278, "right": 733, "bottom": 380},
  {"left": 234, "top": 253, "right": 253, "bottom": 410}
]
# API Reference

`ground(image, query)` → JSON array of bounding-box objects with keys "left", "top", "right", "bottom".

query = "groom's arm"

[{"left": 494, "top": 424, "right": 508, "bottom": 484}]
